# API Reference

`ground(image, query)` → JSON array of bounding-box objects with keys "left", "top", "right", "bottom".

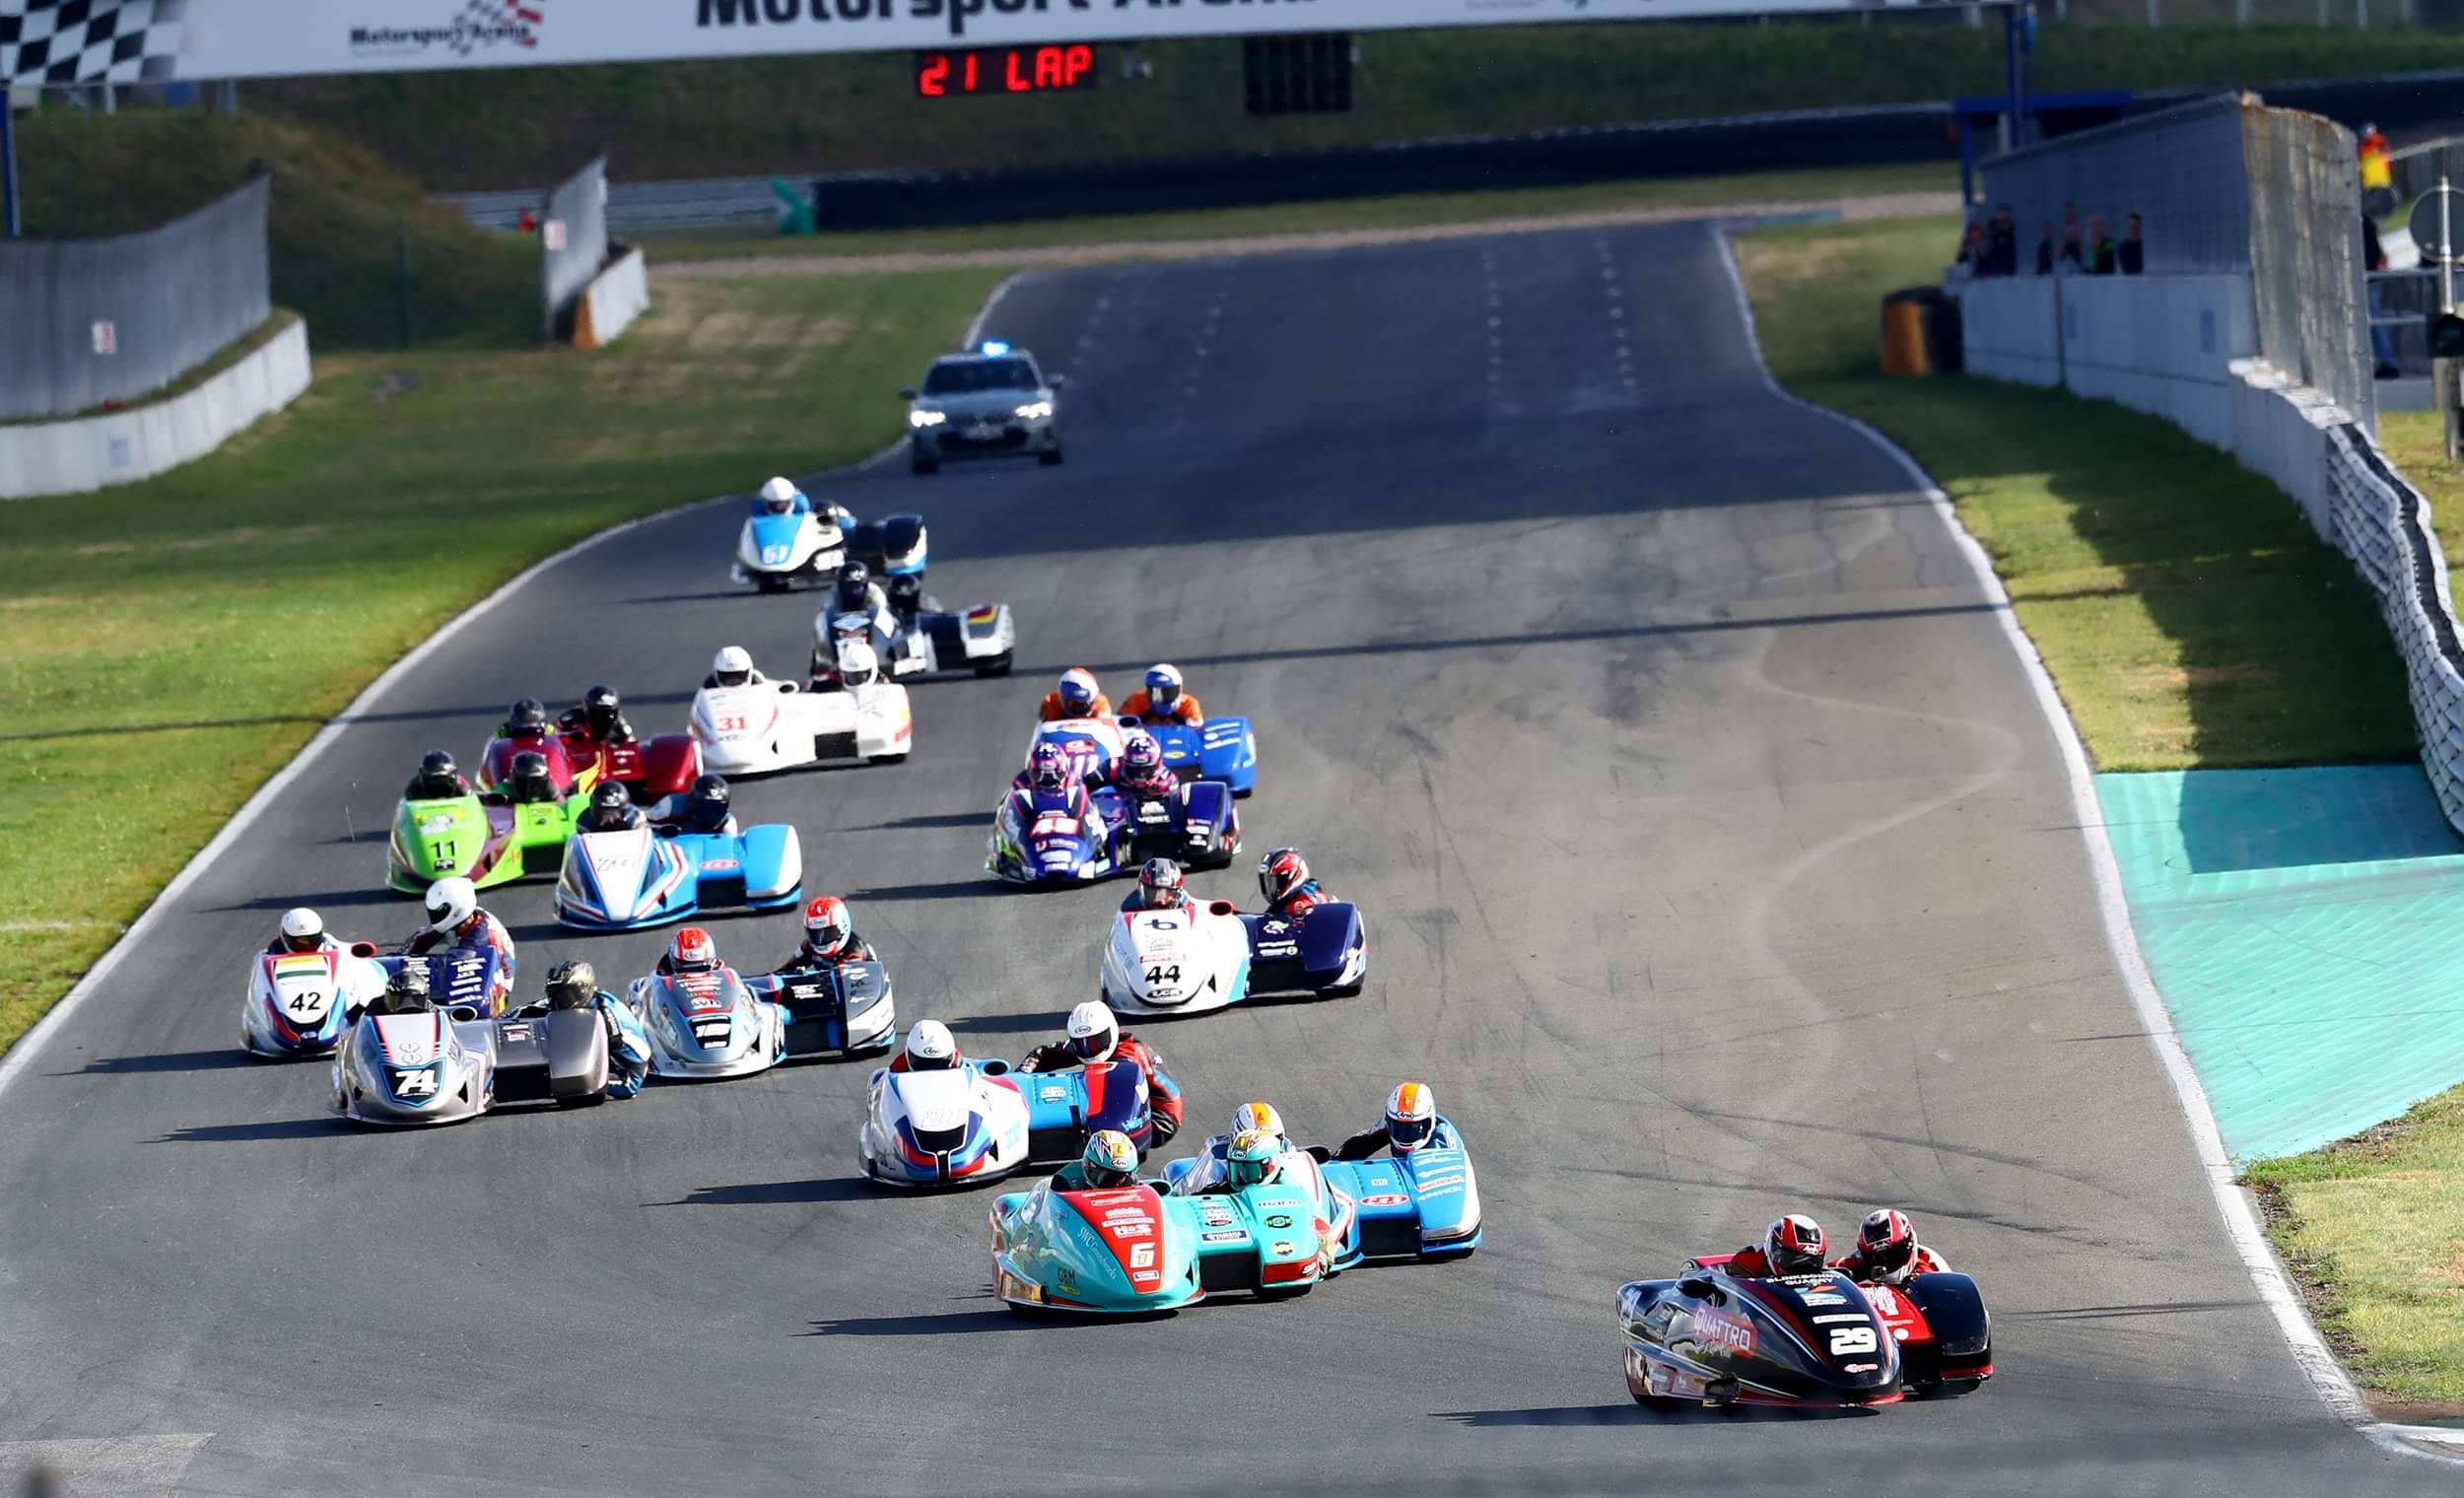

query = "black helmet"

[
  {"left": 691, "top": 773, "right": 730, "bottom": 810},
  {"left": 590, "top": 781, "right": 630, "bottom": 814},
  {"left": 835, "top": 562, "right": 872, "bottom": 609},
  {"left": 507, "top": 697, "right": 548, "bottom": 732},
  {"left": 380, "top": 964, "right": 434, "bottom": 1014},
  {"left": 582, "top": 684, "right": 622, "bottom": 734},
  {"left": 418, "top": 749, "right": 458, "bottom": 782},
  {"left": 545, "top": 959, "right": 597, "bottom": 1012},
  {"left": 506, "top": 750, "right": 554, "bottom": 802}
]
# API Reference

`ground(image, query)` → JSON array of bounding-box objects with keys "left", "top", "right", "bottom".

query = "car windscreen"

[{"left": 922, "top": 359, "right": 1037, "bottom": 395}]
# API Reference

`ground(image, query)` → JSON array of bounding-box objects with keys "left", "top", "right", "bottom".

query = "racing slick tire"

[
  {"left": 557, "top": 1087, "right": 609, "bottom": 1110},
  {"left": 754, "top": 573, "right": 789, "bottom": 595},
  {"left": 973, "top": 652, "right": 1014, "bottom": 679},
  {"left": 868, "top": 753, "right": 909, "bottom": 766}
]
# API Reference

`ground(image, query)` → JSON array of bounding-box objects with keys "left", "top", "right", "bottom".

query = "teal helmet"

[
  {"left": 1225, "top": 1127, "right": 1281, "bottom": 1190},
  {"left": 1080, "top": 1128, "right": 1138, "bottom": 1189}
]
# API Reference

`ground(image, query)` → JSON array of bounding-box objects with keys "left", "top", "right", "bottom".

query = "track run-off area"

[{"left": 0, "top": 223, "right": 2451, "bottom": 1496}]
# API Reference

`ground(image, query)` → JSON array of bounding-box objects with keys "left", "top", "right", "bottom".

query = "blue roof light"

[{"left": 980, "top": 340, "right": 1011, "bottom": 356}]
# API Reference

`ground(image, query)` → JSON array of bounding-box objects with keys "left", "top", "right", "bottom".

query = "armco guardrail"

[{"left": 2328, "top": 421, "right": 2464, "bottom": 828}]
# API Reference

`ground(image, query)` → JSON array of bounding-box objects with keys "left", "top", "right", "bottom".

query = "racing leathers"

[
  {"left": 405, "top": 909, "right": 516, "bottom": 975},
  {"left": 1114, "top": 756, "right": 1179, "bottom": 803},
  {"left": 559, "top": 705, "right": 638, "bottom": 747},
  {"left": 1332, "top": 1116, "right": 1460, "bottom": 1161},
  {"left": 1266, "top": 879, "right": 1333, "bottom": 920},
  {"left": 1119, "top": 689, "right": 1203, "bottom": 727},
  {"left": 771, "top": 932, "right": 881, "bottom": 975}
]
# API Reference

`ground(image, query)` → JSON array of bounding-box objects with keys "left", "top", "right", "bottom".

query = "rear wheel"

[
  {"left": 868, "top": 753, "right": 908, "bottom": 766},
  {"left": 557, "top": 1088, "right": 608, "bottom": 1110},
  {"left": 754, "top": 573, "right": 787, "bottom": 595},
  {"left": 974, "top": 652, "right": 1013, "bottom": 678}
]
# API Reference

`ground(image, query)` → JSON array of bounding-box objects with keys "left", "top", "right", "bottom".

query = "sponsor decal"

[
  {"left": 700, "top": 857, "right": 741, "bottom": 871},
  {"left": 1803, "top": 1292, "right": 1847, "bottom": 1306},
  {"left": 1111, "top": 1222, "right": 1151, "bottom": 1239},
  {"left": 352, "top": 2, "right": 545, "bottom": 60},
  {"left": 1688, "top": 1306, "right": 1756, "bottom": 1355},
  {"left": 1264, "top": 1214, "right": 1294, "bottom": 1230},
  {"left": 1199, "top": 1202, "right": 1234, "bottom": 1227},
  {"left": 1270, "top": 1241, "right": 1295, "bottom": 1255},
  {"left": 1844, "top": 1362, "right": 1879, "bottom": 1373},
  {"left": 1199, "top": 1229, "right": 1249, "bottom": 1244},
  {"left": 1038, "top": 1085, "right": 1066, "bottom": 1102},
  {"left": 1103, "top": 1206, "right": 1149, "bottom": 1221}
]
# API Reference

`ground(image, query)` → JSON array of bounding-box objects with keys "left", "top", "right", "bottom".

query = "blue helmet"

[{"left": 1144, "top": 663, "right": 1184, "bottom": 709}]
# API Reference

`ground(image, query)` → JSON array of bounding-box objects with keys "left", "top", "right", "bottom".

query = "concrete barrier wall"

[
  {"left": 0, "top": 318, "right": 311, "bottom": 500},
  {"left": 1960, "top": 275, "right": 2256, "bottom": 447},
  {"left": 574, "top": 248, "right": 649, "bottom": 352}
]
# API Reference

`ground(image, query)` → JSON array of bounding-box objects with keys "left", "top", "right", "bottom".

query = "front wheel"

[
  {"left": 754, "top": 573, "right": 788, "bottom": 595},
  {"left": 557, "top": 1088, "right": 609, "bottom": 1110},
  {"left": 868, "top": 753, "right": 908, "bottom": 766},
  {"left": 974, "top": 652, "right": 1013, "bottom": 679}
]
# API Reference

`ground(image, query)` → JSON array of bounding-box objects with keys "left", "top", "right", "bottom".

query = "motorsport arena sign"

[{"left": 2, "top": 0, "right": 1984, "bottom": 87}]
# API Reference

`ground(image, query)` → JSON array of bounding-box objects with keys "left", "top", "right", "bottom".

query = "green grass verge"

[
  {"left": 251, "top": 22, "right": 2464, "bottom": 188},
  {"left": 640, "top": 162, "right": 1954, "bottom": 264},
  {"left": 2245, "top": 1086, "right": 2464, "bottom": 1413},
  {"left": 0, "top": 266, "right": 1003, "bottom": 1056},
  {"left": 2378, "top": 414, "right": 2464, "bottom": 574},
  {"left": 1733, "top": 217, "right": 2415, "bottom": 770},
  {"left": 15, "top": 110, "right": 537, "bottom": 349}
]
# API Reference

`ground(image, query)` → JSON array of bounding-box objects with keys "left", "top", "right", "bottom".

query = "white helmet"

[
  {"left": 278, "top": 907, "right": 325, "bottom": 952},
  {"left": 713, "top": 645, "right": 754, "bottom": 687},
  {"left": 1230, "top": 1100, "right": 1286, "bottom": 1146},
  {"left": 904, "top": 1018, "right": 958, "bottom": 1071},
  {"left": 760, "top": 475, "right": 798, "bottom": 504},
  {"left": 1065, "top": 1000, "right": 1120, "bottom": 1063},
  {"left": 837, "top": 639, "right": 880, "bottom": 688},
  {"left": 424, "top": 876, "right": 478, "bottom": 934}
]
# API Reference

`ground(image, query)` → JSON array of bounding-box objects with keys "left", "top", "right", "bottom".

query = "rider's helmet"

[
  {"left": 837, "top": 639, "right": 880, "bottom": 689},
  {"left": 424, "top": 876, "right": 478, "bottom": 936},
  {"left": 1764, "top": 1215, "right": 1827, "bottom": 1277},
  {"left": 1855, "top": 1209, "right": 1917, "bottom": 1278},
  {"left": 668, "top": 926, "right": 719, "bottom": 977},
  {"left": 506, "top": 697, "right": 549, "bottom": 734},
  {"left": 835, "top": 560, "right": 873, "bottom": 616},
  {"left": 582, "top": 684, "right": 625, "bottom": 739},
  {"left": 1120, "top": 732, "right": 1167, "bottom": 786},
  {"left": 412, "top": 749, "right": 461, "bottom": 798},
  {"left": 376, "top": 963, "right": 434, "bottom": 1014},
  {"left": 1144, "top": 663, "right": 1185, "bottom": 712},
  {"left": 278, "top": 907, "right": 326, "bottom": 954},
  {"left": 1385, "top": 1081, "right": 1438, "bottom": 1154},
  {"left": 1057, "top": 668, "right": 1100, "bottom": 717},
  {"left": 545, "top": 959, "right": 597, "bottom": 1012},
  {"left": 585, "top": 780, "right": 636, "bottom": 829},
  {"left": 1027, "top": 741, "right": 1072, "bottom": 793},
  {"left": 1065, "top": 1000, "right": 1120, "bottom": 1063},
  {"left": 1230, "top": 1101, "right": 1286, "bottom": 1149},
  {"left": 1137, "top": 857, "right": 1186, "bottom": 911},
  {"left": 1224, "top": 1128, "right": 1281, "bottom": 1190},
  {"left": 1078, "top": 1129, "right": 1139, "bottom": 1190},
  {"left": 712, "top": 645, "right": 755, "bottom": 689},
  {"left": 801, "top": 896, "right": 856, "bottom": 961},
  {"left": 904, "top": 1018, "right": 959, "bottom": 1071},
  {"left": 1259, "top": 848, "right": 1310, "bottom": 907},
  {"left": 759, "top": 475, "right": 799, "bottom": 515},
  {"left": 505, "top": 750, "right": 556, "bottom": 805},
  {"left": 684, "top": 774, "right": 732, "bottom": 832}
]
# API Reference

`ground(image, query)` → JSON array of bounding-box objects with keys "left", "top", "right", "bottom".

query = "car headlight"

[
  {"left": 1013, "top": 401, "right": 1053, "bottom": 421},
  {"left": 908, "top": 409, "right": 946, "bottom": 429}
]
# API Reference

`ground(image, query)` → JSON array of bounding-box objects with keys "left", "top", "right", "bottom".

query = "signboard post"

[{"left": 2407, "top": 180, "right": 2464, "bottom": 460}]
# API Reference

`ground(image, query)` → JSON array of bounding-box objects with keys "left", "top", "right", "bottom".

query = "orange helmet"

[
  {"left": 670, "top": 925, "right": 718, "bottom": 975},
  {"left": 802, "top": 896, "right": 854, "bottom": 959},
  {"left": 1386, "top": 1081, "right": 1437, "bottom": 1152}
]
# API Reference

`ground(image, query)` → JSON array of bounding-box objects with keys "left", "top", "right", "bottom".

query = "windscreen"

[{"left": 923, "top": 359, "right": 1037, "bottom": 395}]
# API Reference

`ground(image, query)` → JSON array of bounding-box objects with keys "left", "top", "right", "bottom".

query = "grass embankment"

[
  {"left": 14, "top": 110, "right": 536, "bottom": 348},
  {"left": 1734, "top": 217, "right": 2414, "bottom": 769},
  {"left": 253, "top": 22, "right": 2464, "bottom": 188},
  {"left": 2246, "top": 1093, "right": 2464, "bottom": 1413},
  {"left": 641, "top": 163, "right": 1953, "bottom": 264},
  {"left": 0, "top": 267, "right": 1002, "bottom": 1054}
]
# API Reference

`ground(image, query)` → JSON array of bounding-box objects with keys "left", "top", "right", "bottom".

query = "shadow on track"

[
  {"left": 207, "top": 887, "right": 410, "bottom": 916},
  {"left": 152, "top": 1119, "right": 351, "bottom": 1144},
  {"left": 843, "top": 811, "right": 986, "bottom": 833},
  {"left": 949, "top": 1009, "right": 1071, "bottom": 1037},
  {"left": 845, "top": 879, "right": 1004, "bottom": 904},
  {"left": 656, "top": 1178, "right": 876, "bottom": 1207},
  {"left": 53, "top": 1050, "right": 265, "bottom": 1077},
  {"left": 800, "top": 1305, "right": 1043, "bottom": 1337},
  {"left": 1435, "top": 1402, "right": 1879, "bottom": 1426}
]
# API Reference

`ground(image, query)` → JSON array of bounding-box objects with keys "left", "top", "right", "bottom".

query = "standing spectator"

[
  {"left": 2118, "top": 213, "right": 2146, "bottom": 275},
  {"left": 2086, "top": 214, "right": 2119, "bottom": 275},
  {"left": 2364, "top": 212, "right": 2400, "bottom": 379},
  {"left": 2360, "top": 121, "right": 2396, "bottom": 220},
  {"left": 2056, "top": 220, "right": 2086, "bottom": 275},
  {"left": 1985, "top": 203, "right": 2019, "bottom": 277},
  {"left": 2034, "top": 223, "right": 2057, "bottom": 276},
  {"left": 1950, "top": 220, "right": 1988, "bottom": 284},
  {"left": 515, "top": 206, "right": 538, "bottom": 235}
]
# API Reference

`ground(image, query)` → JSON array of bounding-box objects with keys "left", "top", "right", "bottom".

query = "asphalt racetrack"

[{"left": 0, "top": 224, "right": 2448, "bottom": 1497}]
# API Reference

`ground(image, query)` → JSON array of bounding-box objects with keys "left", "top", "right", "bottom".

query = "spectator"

[
  {"left": 2118, "top": 213, "right": 2146, "bottom": 276},
  {"left": 2086, "top": 214, "right": 2118, "bottom": 275},
  {"left": 2056, "top": 220, "right": 2086, "bottom": 276},
  {"left": 515, "top": 206, "right": 538, "bottom": 235},
  {"left": 2360, "top": 121, "right": 2396, "bottom": 220},
  {"left": 2034, "top": 223, "right": 2057, "bottom": 277},
  {"left": 1950, "top": 220, "right": 1988, "bottom": 284},
  {"left": 2365, "top": 212, "right": 2400, "bottom": 379},
  {"left": 1985, "top": 203, "right": 2019, "bottom": 277}
]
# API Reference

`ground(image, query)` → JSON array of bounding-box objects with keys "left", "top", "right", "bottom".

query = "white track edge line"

[
  {"left": 1709, "top": 227, "right": 2457, "bottom": 1466},
  {"left": 0, "top": 269, "right": 1031, "bottom": 1102}
]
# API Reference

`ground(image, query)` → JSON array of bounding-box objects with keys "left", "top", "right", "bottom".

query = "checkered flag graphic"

[
  {"left": 2, "top": 0, "right": 189, "bottom": 89},
  {"left": 449, "top": 0, "right": 542, "bottom": 56}
]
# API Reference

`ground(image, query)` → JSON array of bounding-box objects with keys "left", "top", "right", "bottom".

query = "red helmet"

[
  {"left": 1764, "top": 1214, "right": 1826, "bottom": 1277},
  {"left": 802, "top": 896, "right": 855, "bottom": 960},
  {"left": 1259, "top": 848, "right": 1309, "bottom": 906},
  {"left": 1857, "top": 1208, "right": 1916, "bottom": 1277},
  {"left": 670, "top": 926, "right": 718, "bottom": 976}
]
